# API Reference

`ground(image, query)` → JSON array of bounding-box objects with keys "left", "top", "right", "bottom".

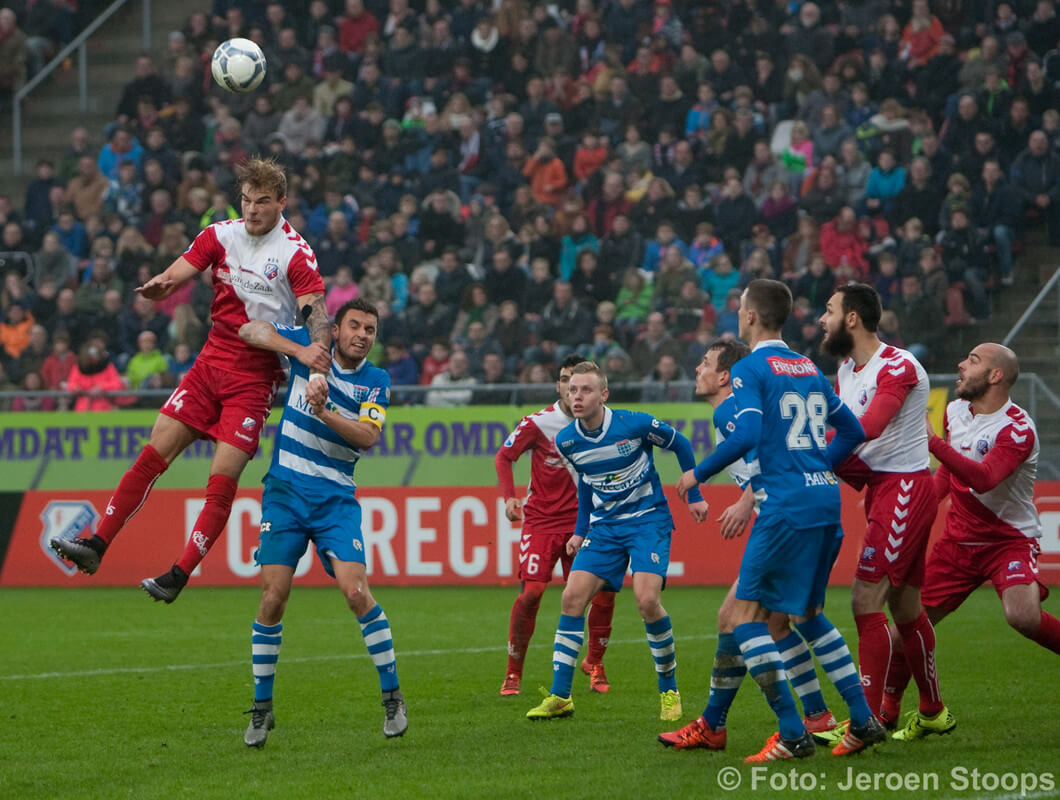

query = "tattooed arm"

[{"left": 297, "top": 292, "right": 331, "bottom": 350}]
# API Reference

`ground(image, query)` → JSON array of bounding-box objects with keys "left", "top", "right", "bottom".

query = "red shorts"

[
  {"left": 920, "top": 536, "right": 1050, "bottom": 613},
  {"left": 855, "top": 470, "right": 938, "bottom": 587},
  {"left": 518, "top": 527, "right": 575, "bottom": 583},
  {"left": 159, "top": 360, "right": 278, "bottom": 455}
]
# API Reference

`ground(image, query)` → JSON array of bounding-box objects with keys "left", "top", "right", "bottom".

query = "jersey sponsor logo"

[
  {"left": 767, "top": 356, "right": 818, "bottom": 377},
  {"left": 39, "top": 500, "right": 100, "bottom": 576},
  {"left": 260, "top": 521, "right": 272, "bottom": 533},
  {"left": 803, "top": 470, "right": 838, "bottom": 487},
  {"left": 235, "top": 431, "right": 255, "bottom": 443},
  {"left": 976, "top": 438, "right": 991, "bottom": 456},
  {"left": 647, "top": 431, "right": 667, "bottom": 446},
  {"left": 242, "top": 416, "right": 258, "bottom": 429}
]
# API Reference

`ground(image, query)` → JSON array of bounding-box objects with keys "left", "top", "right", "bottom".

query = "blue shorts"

[
  {"left": 735, "top": 516, "right": 844, "bottom": 616},
  {"left": 256, "top": 479, "right": 364, "bottom": 578},
  {"left": 570, "top": 517, "right": 672, "bottom": 592}
]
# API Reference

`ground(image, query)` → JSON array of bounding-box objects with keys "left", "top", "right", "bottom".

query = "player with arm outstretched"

[
  {"left": 496, "top": 354, "right": 616, "bottom": 697},
  {"left": 659, "top": 339, "right": 842, "bottom": 753},
  {"left": 239, "top": 298, "right": 408, "bottom": 747},
  {"left": 818, "top": 283, "right": 952, "bottom": 740},
  {"left": 884, "top": 343, "right": 1060, "bottom": 738},
  {"left": 526, "top": 361, "right": 709, "bottom": 723},
  {"left": 51, "top": 158, "right": 330, "bottom": 603},
  {"left": 675, "top": 279, "right": 883, "bottom": 761}
]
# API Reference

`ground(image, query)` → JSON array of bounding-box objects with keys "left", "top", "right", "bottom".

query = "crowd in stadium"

[{"left": 2, "top": 0, "right": 1060, "bottom": 411}]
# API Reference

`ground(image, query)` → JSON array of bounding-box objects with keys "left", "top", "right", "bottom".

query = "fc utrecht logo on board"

[{"left": 40, "top": 500, "right": 100, "bottom": 575}]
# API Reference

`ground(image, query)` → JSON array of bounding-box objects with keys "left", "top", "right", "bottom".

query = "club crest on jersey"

[
  {"left": 616, "top": 439, "right": 635, "bottom": 456},
  {"left": 862, "top": 545, "right": 876, "bottom": 561},
  {"left": 976, "top": 439, "right": 990, "bottom": 456},
  {"left": 859, "top": 389, "right": 868, "bottom": 406},
  {"left": 242, "top": 416, "right": 258, "bottom": 430},
  {"left": 263, "top": 259, "right": 280, "bottom": 280},
  {"left": 726, "top": 421, "right": 736, "bottom": 433},
  {"left": 40, "top": 500, "right": 100, "bottom": 576}
]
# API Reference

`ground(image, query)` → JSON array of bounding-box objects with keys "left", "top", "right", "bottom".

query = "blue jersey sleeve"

[
  {"left": 825, "top": 390, "right": 866, "bottom": 467},
  {"left": 272, "top": 323, "right": 311, "bottom": 380},
  {"left": 693, "top": 361, "right": 763, "bottom": 483},
  {"left": 635, "top": 412, "right": 704, "bottom": 503}
]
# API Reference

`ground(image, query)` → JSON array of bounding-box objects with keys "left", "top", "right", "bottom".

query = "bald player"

[{"left": 883, "top": 343, "right": 1060, "bottom": 739}]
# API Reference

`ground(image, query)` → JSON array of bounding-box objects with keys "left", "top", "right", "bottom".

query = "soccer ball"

[{"left": 211, "top": 38, "right": 267, "bottom": 93}]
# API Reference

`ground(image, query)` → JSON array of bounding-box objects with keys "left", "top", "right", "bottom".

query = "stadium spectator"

[
  {"left": 424, "top": 348, "right": 477, "bottom": 407},
  {"left": 124, "top": 329, "right": 169, "bottom": 390}
]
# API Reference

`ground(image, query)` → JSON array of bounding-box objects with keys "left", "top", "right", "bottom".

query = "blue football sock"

[
  {"left": 645, "top": 615, "right": 677, "bottom": 693},
  {"left": 251, "top": 620, "right": 282, "bottom": 703},
  {"left": 550, "top": 614, "right": 585, "bottom": 698},
  {"left": 358, "top": 604, "right": 399, "bottom": 692},
  {"left": 702, "top": 632, "right": 746, "bottom": 730},
  {"left": 734, "top": 622, "right": 804, "bottom": 740},
  {"left": 796, "top": 614, "right": 872, "bottom": 727},
  {"left": 775, "top": 630, "right": 828, "bottom": 717}
]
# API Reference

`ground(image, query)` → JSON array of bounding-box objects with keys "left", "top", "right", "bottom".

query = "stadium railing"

[
  {"left": 11, "top": 0, "right": 153, "bottom": 174},
  {"left": 1004, "top": 267, "right": 1060, "bottom": 353}
]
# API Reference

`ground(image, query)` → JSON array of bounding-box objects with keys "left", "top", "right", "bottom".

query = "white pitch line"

[{"left": 0, "top": 633, "right": 719, "bottom": 681}]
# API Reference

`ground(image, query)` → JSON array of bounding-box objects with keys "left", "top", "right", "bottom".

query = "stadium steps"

[{"left": 0, "top": 0, "right": 188, "bottom": 196}]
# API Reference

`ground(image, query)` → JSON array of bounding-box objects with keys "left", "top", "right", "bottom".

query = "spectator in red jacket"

[
  {"left": 63, "top": 337, "right": 133, "bottom": 412},
  {"left": 339, "top": 0, "right": 380, "bottom": 55},
  {"left": 819, "top": 206, "right": 870, "bottom": 280}
]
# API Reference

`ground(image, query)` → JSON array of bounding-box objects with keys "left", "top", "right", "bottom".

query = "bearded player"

[
  {"left": 818, "top": 283, "right": 952, "bottom": 741},
  {"left": 51, "top": 158, "right": 330, "bottom": 603},
  {"left": 497, "top": 354, "right": 616, "bottom": 697},
  {"left": 884, "top": 343, "right": 1060, "bottom": 736}
]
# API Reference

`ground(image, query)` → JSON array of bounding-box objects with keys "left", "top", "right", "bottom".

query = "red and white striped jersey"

[
  {"left": 935, "top": 398, "right": 1041, "bottom": 542},
  {"left": 495, "top": 403, "right": 578, "bottom": 535},
  {"left": 183, "top": 217, "right": 324, "bottom": 378},
  {"left": 837, "top": 344, "right": 930, "bottom": 480}
]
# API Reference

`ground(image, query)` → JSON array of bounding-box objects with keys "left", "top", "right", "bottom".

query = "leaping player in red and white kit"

[
  {"left": 884, "top": 343, "right": 1060, "bottom": 735},
  {"left": 51, "top": 158, "right": 330, "bottom": 603},
  {"left": 496, "top": 354, "right": 616, "bottom": 696},
  {"left": 819, "top": 284, "right": 953, "bottom": 746}
]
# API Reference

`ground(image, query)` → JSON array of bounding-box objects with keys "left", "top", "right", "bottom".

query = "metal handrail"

[
  {"left": 1003, "top": 266, "right": 1060, "bottom": 349},
  {"left": 11, "top": 0, "right": 152, "bottom": 175}
]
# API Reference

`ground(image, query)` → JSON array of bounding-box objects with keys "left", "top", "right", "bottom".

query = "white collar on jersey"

[
  {"left": 752, "top": 338, "right": 787, "bottom": 352},
  {"left": 575, "top": 405, "right": 613, "bottom": 442},
  {"left": 332, "top": 355, "right": 367, "bottom": 375}
]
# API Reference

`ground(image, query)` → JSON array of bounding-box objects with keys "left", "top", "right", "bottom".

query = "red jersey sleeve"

[
  {"left": 928, "top": 424, "right": 1035, "bottom": 494},
  {"left": 860, "top": 358, "right": 918, "bottom": 440},
  {"left": 183, "top": 224, "right": 223, "bottom": 271},
  {"left": 495, "top": 417, "right": 543, "bottom": 499},
  {"left": 282, "top": 222, "right": 325, "bottom": 297}
]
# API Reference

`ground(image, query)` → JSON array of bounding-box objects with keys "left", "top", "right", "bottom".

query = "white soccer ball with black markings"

[{"left": 211, "top": 38, "right": 267, "bottom": 93}]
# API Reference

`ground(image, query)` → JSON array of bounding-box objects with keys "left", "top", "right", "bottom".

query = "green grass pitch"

[{"left": 2, "top": 586, "right": 1057, "bottom": 800}]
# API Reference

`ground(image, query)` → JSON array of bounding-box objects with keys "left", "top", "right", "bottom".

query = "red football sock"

[
  {"left": 95, "top": 445, "right": 170, "bottom": 545},
  {"left": 586, "top": 590, "right": 615, "bottom": 665},
  {"left": 1032, "top": 611, "right": 1060, "bottom": 654},
  {"left": 897, "top": 612, "right": 944, "bottom": 717},
  {"left": 880, "top": 635, "right": 910, "bottom": 725},
  {"left": 176, "top": 474, "right": 238, "bottom": 574},
  {"left": 854, "top": 612, "right": 891, "bottom": 719},
  {"left": 506, "top": 582, "right": 546, "bottom": 677}
]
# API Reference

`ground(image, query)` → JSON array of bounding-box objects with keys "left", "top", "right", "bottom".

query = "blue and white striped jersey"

[
  {"left": 265, "top": 324, "right": 389, "bottom": 495},
  {"left": 556, "top": 407, "right": 701, "bottom": 532},
  {"left": 713, "top": 394, "right": 765, "bottom": 512}
]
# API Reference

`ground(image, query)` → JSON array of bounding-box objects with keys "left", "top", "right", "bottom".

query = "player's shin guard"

[
  {"left": 703, "top": 632, "right": 746, "bottom": 730},
  {"left": 506, "top": 582, "right": 546, "bottom": 677},
  {"left": 1033, "top": 611, "right": 1060, "bottom": 654},
  {"left": 252, "top": 621, "right": 282, "bottom": 702},
  {"left": 854, "top": 612, "right": 892, "bottom": 719},
  {"left": 586, "top": 591, "right": 615, "bottom": 665},
  {"left": 896, "top": 612, "right": 944, "bottom": 716},
  {"left": 550, "top": 614, "right": 585, "bottom": 697},
  {"left": 95, "top": 445, "right": 170, "bottom": 545},
  {"left": 358, "top": 604, "right": 399, "bottom": 692},
  {"left": 176, "top": 474, "right": 238, "bottom": 574},
  {"left": 734, "top": 622, "right": 803, "bottom": 740},
  {"left": 646, "top": 616, "right": 677, "bottom": 692},
  {"left": 881, "top": 641, "right": 911, "bottom": 725},
  {"left": 775, "top": 630, "right": 828, "bottom": 717},
  {"left": 796, "top": 614, "right": 873, "bottom": 727}
]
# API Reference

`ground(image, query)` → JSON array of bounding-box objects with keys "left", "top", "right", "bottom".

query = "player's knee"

[
  {"left": 344, "top": 583, "right": 374, "bottom": 616},
  {"left": 766, "top": 614, "right": 790, "bottom": 640},
  {"left": 635, "top": 595, "right": 662, "bottom": 621},
  {"left": 1003, "top": 605, "right": 1040, "bottom": 638},
  {"left": 258, "top": 588, "right": 287, "bottom": 624}
]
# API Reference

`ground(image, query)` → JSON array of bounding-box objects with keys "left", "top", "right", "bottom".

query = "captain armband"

[{"left": 359, "top": 402, "right": 387, "bottom": 429}]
